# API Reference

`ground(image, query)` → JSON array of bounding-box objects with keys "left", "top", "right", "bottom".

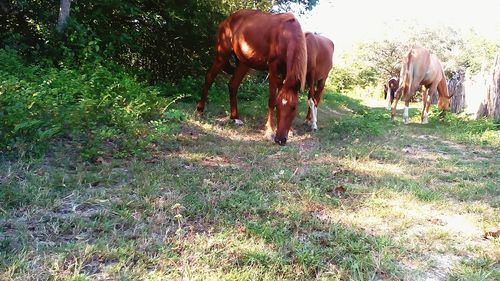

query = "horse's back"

[
  {"left": 222, "top": 9, "right": 300, "bottom": 69},
  {"left": 306, "top": 33, "right": 334, "bottom": 79}
]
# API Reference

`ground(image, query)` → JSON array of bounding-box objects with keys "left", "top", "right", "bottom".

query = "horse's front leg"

[
  {"left": 228, "top": 64, "right": 249, "bottom": 125},
  {"left": 310, "top": 78, "right": 326, "bottom": 131},
  {"left": 265, "top": 65, "right": 279, "bottom": 140},
  {"left": 305, "top": 72, "right": 315, "bottom": 126},
  {"left": 423, "top": 87, "right": 434, "bottom": 124},
  {"left": 420, "top": 88, "right": 429, "bottom": 124},
  {"left": 197, "top": 53, "right": 230, "bottom": 114},
  {"left": 403, "top": 96, "right": 411, "bottom": 125}
]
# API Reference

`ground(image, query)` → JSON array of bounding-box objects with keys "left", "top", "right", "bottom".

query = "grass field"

[{"left": 1, "top": 88, "right": 499, "bottom": 280}]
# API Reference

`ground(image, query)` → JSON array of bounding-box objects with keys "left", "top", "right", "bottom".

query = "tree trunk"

[
  {"left": 57, "top": 0, "right": 71, "bottom": 32},
  {"left": 477, "top": 54, "right": 500, "bottom": 120},
  {"left": 448, "top": 72, "right": 466, "bottom": 113}
]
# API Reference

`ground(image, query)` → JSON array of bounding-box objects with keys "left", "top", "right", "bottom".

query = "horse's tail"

[
  {"left": 284, "top": 18, "right": 307, "bottom": 91},
  {"left": 399, "top": 48, "right": 415, "bottom": 96}
]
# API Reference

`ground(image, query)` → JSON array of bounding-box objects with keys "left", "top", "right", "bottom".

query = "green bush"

[
  {"left": 0, "top": 49, "right": 170, "bottom": 159},
  {"left": 428, "top": 108, "right": 499, "bottom": 146}
]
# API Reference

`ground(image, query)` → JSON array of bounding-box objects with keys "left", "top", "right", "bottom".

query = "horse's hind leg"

[
  {"left": 305, "top": 72, "right": 315, "bottom": 126},
  {"left": 228, "top": 64, "right": 249, "bottom": 124},
  {"left": 197, "top": 30, "right": 232, "bottom": 114},
  {"left": 314, "top": 78, "right": 326, "bottom": 106}
]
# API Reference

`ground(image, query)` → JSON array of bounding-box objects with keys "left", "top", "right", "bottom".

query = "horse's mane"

[{"left": 282, "top": 16, "right": 307, "bottom": 93}]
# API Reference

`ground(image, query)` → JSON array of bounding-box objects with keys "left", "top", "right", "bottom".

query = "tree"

[
  {"left": 477, "top": 55, "right": 500, "bottom": 120},
  {"left": 359, "top": 40, "right": 408, "bottom": 79},
  {"left": 57, "top": 0, "right": 71, "bottom": 32}
]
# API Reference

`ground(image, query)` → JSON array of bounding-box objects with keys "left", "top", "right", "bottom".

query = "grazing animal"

[
  {"left": 390, "top": 47, "right": 453, "bottom": 124},
  {"left": 304, "top": 32, "right": 334, "bottom": 131},
  {"left": 196, "top": 9, "right": 307, "bottom": 145},
  {"left": 384, "top": 77, "right": 399, "bottom": 108}
]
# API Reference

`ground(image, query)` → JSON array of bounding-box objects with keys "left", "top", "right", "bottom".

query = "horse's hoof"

[
  {"left": 234, "top": 119, "right": 244, "bottom": 126},
  {"left": 195, "top": 102, "right": 204, "bottom": 113},
  {"left": 275, "top": 139, "right": 287, "bottom": 146},
  {"left": 264, "top": 131, "right": 275, "bottom": 141}
]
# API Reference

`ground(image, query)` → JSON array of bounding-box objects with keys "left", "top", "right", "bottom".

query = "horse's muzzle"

[{"left": 274, "top": 137, "right": 287, "bottom": 146}]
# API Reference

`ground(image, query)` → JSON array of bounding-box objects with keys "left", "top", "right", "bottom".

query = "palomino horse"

[
  {"left": 384, "top": 77, "right": 399, "bottom": 107},
  {"left": 391, "top": 47, "right": 453, "bottom": 124},
  {"left": 196, "top": 9, "right": 307, "bottom": 145},
  {"left": 304, "top": 32, "right": 334, "bottom": 131}
]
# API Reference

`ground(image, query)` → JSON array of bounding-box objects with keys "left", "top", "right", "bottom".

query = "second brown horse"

[
  {"left": 196, "top": 9, "right": 307, "bottom": 145},
  {"left": 304, "top": 32, "right": 334, "bottom": 131}
]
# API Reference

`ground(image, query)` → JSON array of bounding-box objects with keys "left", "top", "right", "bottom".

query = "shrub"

[{"left": 0, "top": 48, "right": 170, "bottom": 159}]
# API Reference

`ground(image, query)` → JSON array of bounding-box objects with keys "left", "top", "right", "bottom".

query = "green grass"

[{"left": 1, "top": 87, "right": 499, "bottom": 280}]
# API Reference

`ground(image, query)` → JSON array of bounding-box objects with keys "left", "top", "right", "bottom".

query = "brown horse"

[
  {"left": 384, "top": 77, "right": 399, "bottom": 108},
  {"left": 304, "top": 32, "right": 334, "bottom": 131},
  {"left": 196, "top": 9, "right": 307, "bottom": 145},
  {"left": 391, "top": 47, "right": 453, "bottom": 124}
]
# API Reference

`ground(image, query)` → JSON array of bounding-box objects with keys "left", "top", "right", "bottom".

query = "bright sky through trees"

[{"left": 299, "top": 0, "right": 500, "bottom": 55}]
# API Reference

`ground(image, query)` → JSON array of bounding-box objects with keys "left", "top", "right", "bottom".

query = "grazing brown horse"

[
  {"left": 304, "top": 32, "right": 334, "bottom": 131},
  {"left": 384, "top": 77, "right": 399, "bottom": 108},
  {"left": 391, "top": 47, "right": 453, "bottom": 124},
  {"left": 196, "top": 9, "right": 307, "bottom": 145}
]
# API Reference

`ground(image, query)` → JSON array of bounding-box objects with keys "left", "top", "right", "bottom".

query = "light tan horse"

[
  {"left": 196, "top": 9, "right": 307, "bottom": 145},
  {"left": 304, "top": 32, "right": 334, "bottom": 131},
  {"left": 391, "top": 47, "right": 453, "bottom": 124}
]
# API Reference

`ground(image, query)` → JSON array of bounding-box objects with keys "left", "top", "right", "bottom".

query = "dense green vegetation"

[{"left": 0, "top": 0, "right": 319, "bottom": 158}]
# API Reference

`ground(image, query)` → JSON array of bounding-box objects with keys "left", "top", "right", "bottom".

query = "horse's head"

[
  {"left": 438, "top": 77, "right": 451, "bottom": 112},
  {"left": 438, "top": 95, "right": 450, "bottom": 111},
  {"left": 275, "top": 88, "right": 298, "bottom": 145}
]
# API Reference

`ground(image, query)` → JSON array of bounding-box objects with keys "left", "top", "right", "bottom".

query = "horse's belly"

[
  {"left": 237, "top": 54, "right": 268, "bottom": 70},
  {"left": 234, "top": 39, "right": 269, "bottom": 70}
]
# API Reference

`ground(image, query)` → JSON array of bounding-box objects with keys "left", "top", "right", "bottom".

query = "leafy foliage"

[
  {"left": 0, "top": 0, "right": 317, "bottom": 83},
  {"left": 0, "top": 49, "right": 168, "bottom": 158}
]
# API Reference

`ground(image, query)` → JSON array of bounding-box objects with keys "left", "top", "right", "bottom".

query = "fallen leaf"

[
  {"left": 333, "top": 185, "right": 346, "bottom": 197},
  {"left": 331, "top": 168, "right": 344, "bottom": 177},
  {"left": 376, "top": 270, "right": 387, "bottom": 279},
  {"left": 94, "top": 157, "right": 105, "bottom": 164}
]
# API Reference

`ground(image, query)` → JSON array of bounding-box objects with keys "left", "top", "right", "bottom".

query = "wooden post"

[
  {"left": 448, "top": 72, "right": 466, "bottom": 113},
  {"left": 477, "top": 55, "right": 500, "bottom": 120}
]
